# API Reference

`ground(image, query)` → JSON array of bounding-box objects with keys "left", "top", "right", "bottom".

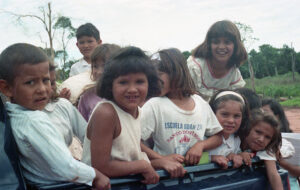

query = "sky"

[{"left": 0, "top": 0, "right": 299, "bottom": 66}]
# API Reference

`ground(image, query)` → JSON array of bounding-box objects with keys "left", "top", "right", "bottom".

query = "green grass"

[
  {"left": 244, "top": 72, "right": 300, "bottom": 107},
  {"left": 280, "top": 97, "right": 300, "bottom": 107}
]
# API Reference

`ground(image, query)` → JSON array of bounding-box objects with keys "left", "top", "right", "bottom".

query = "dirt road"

[{"left": 284, "top": 108, "right": 300, "bottom": 133}]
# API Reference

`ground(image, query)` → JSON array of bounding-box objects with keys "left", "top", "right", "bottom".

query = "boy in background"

[{"left": 70, "top": 23, "right": 102, "bottom": 77}]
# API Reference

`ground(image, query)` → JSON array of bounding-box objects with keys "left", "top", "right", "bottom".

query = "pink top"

[{"left": 78, "top": 87, "right": 102, "bottom": 121}]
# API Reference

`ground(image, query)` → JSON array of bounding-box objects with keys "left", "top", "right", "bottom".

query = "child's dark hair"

[
  {"left": 192, "top": 20, "right": 247, "bottom": 68},
  {"left": 76, "top": 23, "right": 100, "bottom": 41},
  {"left": 235, "top": 88, "right": 262, "bottom": 110},
  {"left": 0, "top": 43, "right": 49, "bottom": 84},
  {"left": 152, "top": 48, "right": 196, "bottom": 98},
  {"left": 262, "top": 98, "right": 292, "bottom": 133},
  {"left": 91, "top": 44, "right": 121, "bottom": 81},
  {"left": 243, "top": 110, "right": 282, "bottom": 155},
  {"left": 97, "top": 46, "right": 161, "bottom": 100},
  {"left": 209, "top": 90, "right": 250, "bottom": 137}
]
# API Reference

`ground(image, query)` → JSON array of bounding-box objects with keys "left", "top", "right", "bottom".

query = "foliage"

[{"left": 182, "top": 51, "right": 191, "bottom": 60}]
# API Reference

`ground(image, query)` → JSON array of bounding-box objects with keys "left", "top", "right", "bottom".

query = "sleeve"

[
  {"left": 203, "top": 102, "right": 223, "bottom": 136},
  {"left": 187, "top": 56, "right": 202, "bottom": 89},
  {"left": 230, "top": 69, "right": 246, "bottom": 89},
  {"left": 280, "top": 138, "right": 295, "bottom": 159},
  {"left": 140, "top": 100, "right": 157, "bottom": 141},
  {"left": 65, "top": 99, "right": 87, "bottom": 143},
  {"left": 13, "top": 114, "right": 95, "bottom": 185},
  {"left": 209, "top": 144, "right": 223, "bottom": 156},
  {"left": 69, "top": 64, "right": 76, "bottom": 77},
  {"left": 256, "top": 151, "right": 276, "bottom": 161},
  {"left": 78, "top": 94, "right": 89, "bottom": 122}
]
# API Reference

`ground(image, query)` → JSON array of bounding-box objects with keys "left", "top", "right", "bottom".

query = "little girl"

[
  {"left": 82, "top": 46, "right": 161, "bottom": 184},
  {"left": 209, "top": 90, "right": 250, "bottom": 169},
  {"left": 141, "top": 48, "right": 223, "bottom": 168},
  {"left": 78, "top": 44, "right": 120, "bottom": 121},
  {"left": 240, "top": 110, "right": 283, "bottom": 190},
  {"left": 187, "top": 20, "right": 248, "bottom": 100}
]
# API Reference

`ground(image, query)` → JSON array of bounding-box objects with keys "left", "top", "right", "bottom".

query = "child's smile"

[
  {"left": 112, "top": 72, "right": 148, "bottom": 117},
  {"left": 211, "top": 37, "right": 234, "bottom": 65},
  {"left": 215, "top": 100, "right": 242, "bottom": 139}
]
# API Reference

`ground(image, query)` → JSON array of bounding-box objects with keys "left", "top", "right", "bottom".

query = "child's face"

[
  {"left": 49, "top": 70, "right": 57, "bottom": 96},
  {"left": 76, "top": 36, "right": 101, "bottom": 59},
  {"left": 215, "top": 100, "right": 242, "bottom": 138},
  {"left": 211, "top": 37, "right": 234, "bottom": 65},
  {"left": 91, "top": 59, "right": 104, "bottom": 81},
  {"left": 245, "top": 121, "right": 274, "bottom": 152},
  {"left": 7, "top": 62, "right": 51, "bottom": 110},
  {"left": 112, "top": 72, "right": 148, "bottom": 117},
  {"left": 158, "top": 71, "right": 170, "bottom": 96}
]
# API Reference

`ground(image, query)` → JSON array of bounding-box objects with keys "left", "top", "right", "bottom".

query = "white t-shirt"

[
  {"left": 69, "top": 58, "right": 91, "bottom": 77},
  {"left": 141, "top": 95, "right": 223, "bottom": 156},
  {"left": 187, "top": 56, "right": 245, "bottom": 100},
  {"left": 209, "top": 134, "right": 241, "bottom": 156}
]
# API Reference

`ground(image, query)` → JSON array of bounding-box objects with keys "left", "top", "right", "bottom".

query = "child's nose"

[
  {"left": 128, "top": 84, "right": 138, "bottom": 92},
  {"left": 37, "top": 83, "right": 47, "bottom": 93}
]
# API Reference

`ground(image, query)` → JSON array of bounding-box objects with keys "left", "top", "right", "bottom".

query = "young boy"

[
  {"left": 70, "top": 23, "right": 102, "bottom": 77},
  {"left": 0, "top": 43, "right": 110, "bottom": 190}
]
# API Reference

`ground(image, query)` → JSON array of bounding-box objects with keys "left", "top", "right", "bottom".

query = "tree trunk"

[{"left": 248, "top": 59, "right": 255, "bottom": 91}]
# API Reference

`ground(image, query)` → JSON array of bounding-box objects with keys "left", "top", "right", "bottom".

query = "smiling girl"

[
  {"left": 187, "top": 20, "right": 248, "bottom": 100},
  {"left": 241, "top": 110, "right": 283, "bottom": 190},
  {"left": 209, "top": 90, "right": 250, "bottom": 169},
  {"left": 81, "top": 46, "right": 161, "bottom": 184}
]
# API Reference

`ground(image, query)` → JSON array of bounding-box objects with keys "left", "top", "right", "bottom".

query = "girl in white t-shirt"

[
  {"left": 141, "top": 48, "right": 223, "bottom": 175},
  {"left": 208, "top": 90, "right": 250, "bottom": 169},
  {"left": 240, "top": 110, "right": 283, "bottom": 190},
  {"left": 81, "top": 46, "right": 161, "bottom": 184},
  {"left": 187, "top": 20, "right": 248, "bottom": 100}
]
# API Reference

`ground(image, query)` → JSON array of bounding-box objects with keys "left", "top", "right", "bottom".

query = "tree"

[
  {"left": 235, "top": 22, "right": 259, "bottom": 91},
  {"left": 4, "top": 2, "right": 56, "bottom": 60},
  {"left": 54, "top": 16, "right": 76, "bottom": 80}
]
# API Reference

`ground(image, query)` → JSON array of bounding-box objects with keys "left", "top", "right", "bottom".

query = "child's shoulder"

[{"left": 187, "top": 56, "right": 206, "bottom": 67}]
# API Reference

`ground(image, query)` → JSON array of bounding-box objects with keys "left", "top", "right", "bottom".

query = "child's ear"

[
  {"left": 97, "top": 39, "right": 102, "bottom": 45},
  {"left": 76, "top": 42, "right": 79, "bottom": 48},
  {"left": 0, "top": 79, "right": 12, "bottom": 98}
]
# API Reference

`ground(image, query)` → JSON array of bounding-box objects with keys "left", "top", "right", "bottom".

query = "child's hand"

[
  {"left": 185, "top": 142, "right": 204, "bottom": 165},
  {"left": 159, "top": 158, "right": 186, "bottom": 178},
  {"left": 141, "top": 163, "right": 160, "bottom": 184},
  {"left": 164, "top": 154, "right": 185, "bottom": 163},
  {"left": 211, "top": 155, "right": 229, "bottom": 169},
  {"left": 227, "top": 154, "right": 243, "bottom": 168},
  {"left": 240, "top": 152, "right": 254, "bottom": 166},
  {"left": 59, "top": 88, "right": 71, "bottom": 100},
  {"left": 93, "top": 169, "right": 111, "bottom": 190}
]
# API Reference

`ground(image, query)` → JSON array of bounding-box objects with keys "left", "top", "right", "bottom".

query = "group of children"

[{"left": 0, "top": 20, "right": 297, "bottom": 190}]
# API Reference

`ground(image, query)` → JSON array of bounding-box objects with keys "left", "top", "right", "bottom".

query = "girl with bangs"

[
  {"left": 187, "top": 20, "right": 248, "bottom": 101},
  {"left": 141, "top": 48, "right": 223, "bottom": 177}
]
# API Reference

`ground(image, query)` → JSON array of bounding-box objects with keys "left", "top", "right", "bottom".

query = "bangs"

[{"left": 208, "top": 29, "right": 235, "bottom": 42}]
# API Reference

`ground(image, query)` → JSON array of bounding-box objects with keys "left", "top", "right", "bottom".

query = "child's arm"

[
  {"left": 90, "top": 103, "right": 159, "bottom": 184},
  {"left": 185, "top": 132, "right": 222, "bottom": 165},
  {"left": 264, "top": 160, "right": 283, "bottom": 190},
  {"left": 278, "top": 159, "right": 300, "bottom": 177}
]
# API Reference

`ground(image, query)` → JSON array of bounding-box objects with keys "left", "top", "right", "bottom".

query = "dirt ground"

[{"left": 284, "top": 107, "right": 300, "bottom": 133}]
